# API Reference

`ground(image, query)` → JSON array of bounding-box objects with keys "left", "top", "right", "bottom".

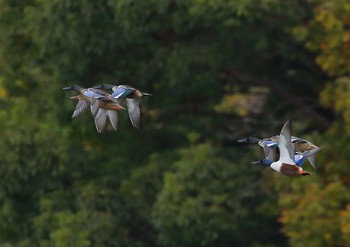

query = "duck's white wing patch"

[
  {"left": 72, "top": 100, "right": 89, "bottom": 118},
  {"left": 278, "top": 120, "right": 295, "bottom": 164},
  {"left": 126, "top": 98, "right": 141, "bottom": 129}
]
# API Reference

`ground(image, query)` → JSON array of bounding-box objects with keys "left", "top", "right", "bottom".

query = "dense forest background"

[{"left": 0, "top": 0, "right": 349, "bottom": 246}]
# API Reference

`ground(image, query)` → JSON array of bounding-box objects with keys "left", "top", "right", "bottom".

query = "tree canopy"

[{"left": 0, "top": 0, "right": 348, "bottom": 246}]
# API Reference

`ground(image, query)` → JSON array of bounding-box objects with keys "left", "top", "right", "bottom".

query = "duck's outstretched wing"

[
  {"left": 90, "top": 98, "right": 101, "bottom": 117},
  {"left": 126, "top": 98, "right": 141, "bottom": 129},
  {"left": 296, "top": 146, "right": 324, "bottom": 169},
  {"left": 107, "top": 110, "right": 118, "bottom": 131},
  {"left": 262, "top": 142, "right": 278, "bottom": 161},
  {"left": 72, "top": 100, "right": 89, "bottom": 118},
  {"left": 112, "top": 85, "right": 134, "bottom": 100},
  {"left": 263, "top": 146, "right": 278, "bottom": 161},
  {"left": 278, "top": 120, "right": 295, "bottom": 163},
  {"left": 94, "top": 109, "right": 107, "bottom": 133}
]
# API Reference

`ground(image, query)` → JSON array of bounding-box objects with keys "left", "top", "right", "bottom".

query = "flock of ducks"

[
  {"left": 64, "top": 86, "right": 322, "bottom": 176},
  {"left": 238, "top": 120, "right": 323, "bottom": 176},
  {"left": 63, "top": 84, "right": 151, "bottom": 133}
]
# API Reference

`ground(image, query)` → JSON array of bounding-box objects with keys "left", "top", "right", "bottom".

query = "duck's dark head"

[
  {"left": 252, "top": 159, "right": 273, "bottom": 167},
  {"left": 63, "top": 85, "right": 81, "bottom": 91},
  {"left": 237, "top": 137, "right": 261, "bottom": 144}
]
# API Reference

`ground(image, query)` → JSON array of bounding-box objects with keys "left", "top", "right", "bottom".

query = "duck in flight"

[
  {"left": 238, "top": 134, "right": 321, "bottom": 169},
  {"left": 252, "top": 120, "right": 312, "bottom": 176},
  {"left": 63, "top": 85, "right": 125, "bottom": 133},
  {"left": 93, "top": 84, "right": 151, "bottom": 129}
]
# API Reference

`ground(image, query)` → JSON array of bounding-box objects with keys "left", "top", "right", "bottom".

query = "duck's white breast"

[{"left": 270, "top": 161, "right": 282, "bottom": 173}]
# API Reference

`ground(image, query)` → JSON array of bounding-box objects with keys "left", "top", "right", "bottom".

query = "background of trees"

[{"left": 0, "top": 0, "right": 349, "bottom": 246}]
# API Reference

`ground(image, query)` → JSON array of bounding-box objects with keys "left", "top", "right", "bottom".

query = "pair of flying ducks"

[
  {"left": 63, "top": 84, "right": 151, "bottom": 133},
  {"left": 238, "top": 120, "right": 323, "bottom": 176}
]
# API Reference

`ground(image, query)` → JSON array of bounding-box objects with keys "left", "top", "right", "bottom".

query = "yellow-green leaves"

[
  {"left": 280, "top": 181, "right": 350, "bottom": 247},
  {"left": 293, "top": 0, "right": 350, "bottom": 76},
  {"left": 320, "top": 77, "right": 350, "bottom": 132}
]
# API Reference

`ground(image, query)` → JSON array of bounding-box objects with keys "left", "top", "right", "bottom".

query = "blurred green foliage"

[{"left": 0, "top": 0, "right": 349, "bottom": 246}]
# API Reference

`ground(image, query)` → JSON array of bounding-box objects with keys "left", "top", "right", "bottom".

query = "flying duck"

[
  {"left": 252, "top": 120, "right": 312, "bottom": 176},
  {"left": 93, "top": 84, "right": 151, "bottom": 129},
  {"left": 238, "top": 135, "right": 320, "bottom": 169},
  {"left": 63, "top": 85, "right": 125, "bottom": 133}
]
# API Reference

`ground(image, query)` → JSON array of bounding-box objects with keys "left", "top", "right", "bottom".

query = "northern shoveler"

[
  {"left": 63, "top": 85, "right": 124, "bottom": 116},
  {"left": 238, "top": 134, "right": 320, "bottom": 169},
  {"left": 251, "top": 120, "right": 312, "bottom": 176},
  {"left": 93, "top": 84, "right": 151, "bottom": 129},
  {"left": 63, "top": 85, "right": 125, "bottom": 133},
  {"left": 253, "top": 145, "right": 323, "bottom": 168}
]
